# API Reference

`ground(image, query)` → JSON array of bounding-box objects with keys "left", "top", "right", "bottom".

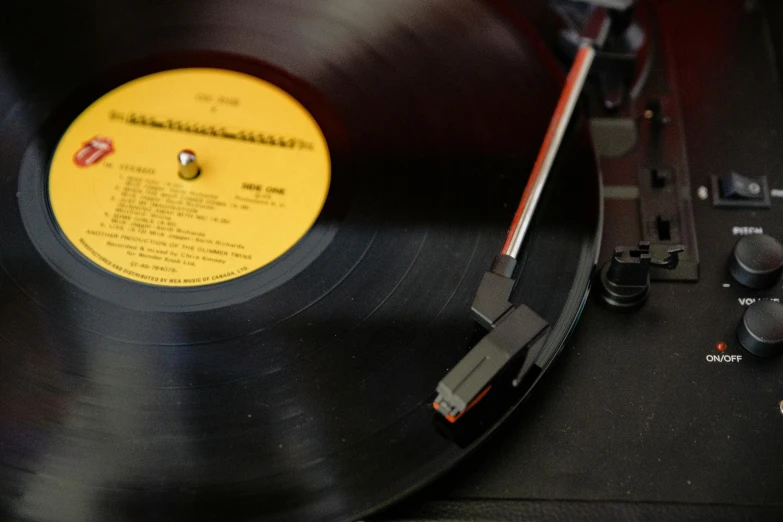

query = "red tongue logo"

[{"left": 73, "top": 136, "right": 114, "bottom": 167}]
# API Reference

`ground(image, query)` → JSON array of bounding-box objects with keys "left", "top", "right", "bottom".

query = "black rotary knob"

[
  {"left": 729, "top": 234, "right": 783, "bottom": 289},
  {"left": 737, "top": 301, "right": 783, "bottom": 357}
]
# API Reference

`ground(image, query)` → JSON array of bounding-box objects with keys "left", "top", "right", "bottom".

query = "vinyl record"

[{"left": 0, "top": 1, "right": 600, "bottom": 521}]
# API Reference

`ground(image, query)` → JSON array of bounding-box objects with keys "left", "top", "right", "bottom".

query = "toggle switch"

[{"left": 711, "top": 172, "right": 771, "bottom": 208}]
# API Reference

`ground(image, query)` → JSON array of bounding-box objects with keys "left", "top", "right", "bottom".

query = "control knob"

[
  {"left": 729, "top": 234, "right": 783, "bottom": 289},
  {"left": 737, "top": 301, "right": 783, "bottom": 357}
]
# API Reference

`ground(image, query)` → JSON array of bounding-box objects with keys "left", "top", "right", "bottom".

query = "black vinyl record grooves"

[{"left": 0, "top": 1, "right": 601, "bottom": 521}]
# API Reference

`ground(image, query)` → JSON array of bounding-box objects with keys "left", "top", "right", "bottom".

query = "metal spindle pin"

[{"left": 178, "top": 150, "right": 201, "bottom": 180}]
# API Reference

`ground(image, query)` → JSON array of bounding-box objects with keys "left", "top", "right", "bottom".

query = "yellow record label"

[{"left": 49, "top": 68, "right": 330, "bottom": 287}]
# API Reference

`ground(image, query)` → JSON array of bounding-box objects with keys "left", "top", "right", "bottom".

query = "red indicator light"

[{"left": 716, "top": 342, "right": 728, "bottom": 352}]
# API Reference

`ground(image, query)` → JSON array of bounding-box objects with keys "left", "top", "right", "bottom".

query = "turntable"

[{"left": 0, "top": 1, "right": 782, "bottom": 521}]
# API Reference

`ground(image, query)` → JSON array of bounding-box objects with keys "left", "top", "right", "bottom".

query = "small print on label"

[
  {"left": 738, "top": 297, "right": 781, "bottom": 306},
  {"left": 706, "top": 354, "right": 742, "bottom": 363},
  {"left": 732, "top": 226, "right": 763, "bottom": 236}
]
